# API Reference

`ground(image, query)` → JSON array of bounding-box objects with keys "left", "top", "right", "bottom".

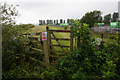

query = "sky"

[{"left": 1, "top": 0, "right": 120, "bottom": 24}]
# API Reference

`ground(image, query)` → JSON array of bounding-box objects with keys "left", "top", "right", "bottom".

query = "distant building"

[
  {"left": 46, "top": 20, "right": 49, "bottom": 24},
  {"left": 42, "top": 20, "right": 45, "bottom": 24},
  {"left": 67, "top": 19, "right": 69, "bottom": 23},
  {"left": 60, "top": 19, "right": 63, "bottom": 23},
  {"left": 39, "top": 20, "right": 42, "bottom": 25},
  {"left": 56, "top": 20, "right": 58, "bottom": 24}
]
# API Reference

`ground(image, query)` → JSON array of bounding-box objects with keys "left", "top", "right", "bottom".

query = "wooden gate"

[
  {"left": 46, "top": 26, "right": 73, "bottom": 58},
  {"left": 23, "top": 26, "right": 73, "bottom": 68}
]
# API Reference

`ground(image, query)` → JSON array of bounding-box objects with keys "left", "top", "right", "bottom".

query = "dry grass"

[{"left": 25, "top": 25, "right": 47, "bottom": 34}]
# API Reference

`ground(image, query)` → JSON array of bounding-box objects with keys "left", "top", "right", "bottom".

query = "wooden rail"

[
  {"left": 30, "top": 47, "right": 43, "bottom": 52},
  {"left": 48, "top": 30, "right": 71, "bottom": 33}
]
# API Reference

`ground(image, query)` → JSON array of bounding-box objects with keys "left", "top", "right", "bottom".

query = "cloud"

[{"left": 3, "top": 1, "right": 118, "bottom": 24}]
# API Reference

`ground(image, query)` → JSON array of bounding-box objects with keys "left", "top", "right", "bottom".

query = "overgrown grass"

[{"left": 90, "top": 30, "right": 116, "bottom": 44}]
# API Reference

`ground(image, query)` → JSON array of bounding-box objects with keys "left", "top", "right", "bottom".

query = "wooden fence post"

[
  {"left": 70, "top": 27, "right": 73, "bottom": 53},
  {"left": 46, "top": 26, "right": 51, "bottom": 52},
  {"left": 43, "top": 40, "right": 49, "bottom": 68},
  {"left": 43, "top": 26, "right": 50, "bottom": 68}
]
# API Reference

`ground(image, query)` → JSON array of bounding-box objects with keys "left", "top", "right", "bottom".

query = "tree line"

[
  {"left": 39, "top": 10, "right": 119, "bottom": 28},
  {"left": 80, "top": 10, "right": 119, "bottom": 28}
]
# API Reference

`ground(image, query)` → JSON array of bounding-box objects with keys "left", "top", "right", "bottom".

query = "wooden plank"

[
  {"left": 31, "top": 47, "right": 43, "bottom": 52},
  {"left": 24, "top": 46, "right": 44, "bottom": 54},
  {"left": 48, "top": 30, "right": 71, "bottom": 33},
  {"left": 50, "top": 38, "right": 70, "bottom": 41},
  {"left": 50, "top": 44, "right": 70, "bottom": 48}
]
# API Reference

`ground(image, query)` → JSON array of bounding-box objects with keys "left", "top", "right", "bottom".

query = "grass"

[
  {"left": 26, "top": 25, "right": 117, "bottom": 55},
  {"left": 49, "top": 26, "right": 71, "bottom": 55},
  {"left": 24, "top": 25, "right": 46, "bottom": 34},
  {"left": 90, "top": 30, "right": 116, "bottom": 44}
]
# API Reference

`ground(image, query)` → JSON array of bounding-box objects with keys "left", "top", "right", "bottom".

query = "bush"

[
  {"left": 2, "top": 24, "right": 30, "bottom": 78},
  {"left": 54, "top": 20, "right": 120, "bottom": 79}
]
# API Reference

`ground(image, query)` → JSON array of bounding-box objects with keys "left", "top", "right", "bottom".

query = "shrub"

[{"left": 54, "top": 20, "right": 120, "bottom": 79}]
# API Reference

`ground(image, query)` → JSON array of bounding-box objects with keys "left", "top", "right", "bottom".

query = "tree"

[
  {"left": 80, "top": 10, "right": 102, "bottom": 28},
  {"left": 1, "top": 3, "right": 29, "bottom": 78},
  {"left": 104, "top": 13, "right": 111, "bottom": 25},
  {"left": 112, "top": 12, "right": 119, "bottom": 22},
  {"left": 0, "top": 2, "right": 18, "bottom": 26}
]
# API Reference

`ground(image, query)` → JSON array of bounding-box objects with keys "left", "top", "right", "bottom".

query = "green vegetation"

[
  {"left": 80, "top": 10, "right": 102, "bottom": 28},
  {"left": 1, "top": 2, "right": 120, "bottom": 79},
  {"left": 54, "top": 20, "right": 120, "bottom": 79},
  {"left": 112, "top": 12, "right": 119, "bottom": 22}
]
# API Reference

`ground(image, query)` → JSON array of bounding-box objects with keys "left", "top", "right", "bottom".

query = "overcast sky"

[{"left": 1, "top": 0, "right": 120, "bottom": 24}]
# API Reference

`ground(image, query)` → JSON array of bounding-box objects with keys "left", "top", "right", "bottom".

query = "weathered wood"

[
  {"left": 46, "top": 26, "right": 51, "bottom": 53},
  {"left": 48, "top": 30, "right": 71, "bottom": 33},
  {"left": 50, "top": 44, "right": 70, "bottom": 48},
  {"left": 70, "top": 27, "right": 73, "bottom": 52},
  {"left": 31, "top": 47, "right": 43, "bottom": 52},
  {"left": 50, "top": 38, "right": 70, "bottom": 40},
  {"left": 43, "top": 39, "right": 50, "bottom": 68}
]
